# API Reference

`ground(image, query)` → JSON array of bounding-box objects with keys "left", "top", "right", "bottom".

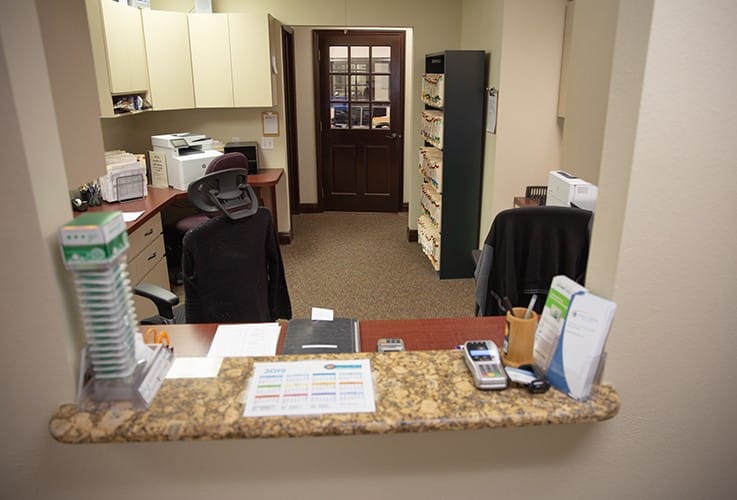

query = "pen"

[
  {"left": 524, "top": 295, "right": 538, "bottom": 319},
  {"left": 503, "top": 296, "right": 516, "bottom": 317}
]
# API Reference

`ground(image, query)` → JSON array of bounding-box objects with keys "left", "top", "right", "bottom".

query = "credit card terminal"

[
  {"left": 377, "top": 338, "right": 405, "bottom": 352},
  {"left": 463, "top": 340, "right": 508, "bottom": 390}
]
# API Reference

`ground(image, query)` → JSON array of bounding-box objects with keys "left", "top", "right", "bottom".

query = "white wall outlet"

[
  {"left": 231, "top": 136, "right": 240, "bottom": 143},
  {"left": 261, "top": 137, "right": 274, "bottom": 150}
]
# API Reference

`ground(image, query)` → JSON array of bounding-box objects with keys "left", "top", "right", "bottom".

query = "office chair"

[
  {"left": 174, "top": 152, "right": 251, "bottom": 235},
  {"left": 134, "top": 168, "right": 292, "bottom": 324},
  {"left": 474, "top": 206, "right": 593, "bottom": 316}
]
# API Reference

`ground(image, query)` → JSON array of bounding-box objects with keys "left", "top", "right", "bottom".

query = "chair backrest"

[
  {"left": 206, "top": 152, "right": 249, "bottom": 174},
  {"left": 181, "top": 208, "right": 292, "bottom": 324},
  {"left": 475, "top": 206, "right": 592, "bottom": 316}
]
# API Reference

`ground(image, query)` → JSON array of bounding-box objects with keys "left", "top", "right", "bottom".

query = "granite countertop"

[{"left": 49, "top": 350, "right": 620, "bottom": 444}]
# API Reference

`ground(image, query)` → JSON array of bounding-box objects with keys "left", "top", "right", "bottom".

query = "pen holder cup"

[{"left": 502, "top": 307, "right": 538, "bottom": 368}]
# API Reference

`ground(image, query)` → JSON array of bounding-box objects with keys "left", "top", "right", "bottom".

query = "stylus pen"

[
  {"left": 503, "top": 296, "right": 516, "bottom": 316},
  {"left": 524, "top": 295, "right": 538, "bottom": 319}
]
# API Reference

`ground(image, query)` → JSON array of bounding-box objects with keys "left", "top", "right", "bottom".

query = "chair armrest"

[{"left": 133, "top": 283, "right": 179, "bottom": 322}]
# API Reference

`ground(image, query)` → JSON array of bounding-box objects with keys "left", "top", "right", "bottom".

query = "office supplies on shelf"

[
  {"left": 282, "top": 318, "right": 360, "bottom": 354},
  {"left": 151, "top": 132, "right": 222, "bottom": 190},
  {"left": 243, "top": 359, "right": 376, "bottom": 417}
]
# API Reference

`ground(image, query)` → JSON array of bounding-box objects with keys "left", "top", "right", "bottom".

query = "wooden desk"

[
  {"left": 166, "top": 316, "right": 506, "bottom": 356},
  {"left": 87, "top": 168, "right": 284, "bottom": 234},
  {"left": 513, "top": 196, "right": 541, "bottom": 208}
]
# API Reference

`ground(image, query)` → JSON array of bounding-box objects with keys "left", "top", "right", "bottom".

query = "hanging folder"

[{"left": 281, "top": 318, "right": 361, "bottom": 354}]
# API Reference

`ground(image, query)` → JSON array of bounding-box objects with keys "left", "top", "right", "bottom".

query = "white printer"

[
  {"left": 546, "top": 170, "right": 598, "bottom": 211},
  {"left": 151, "top": 133, "right": 222, "bottom": 190}
]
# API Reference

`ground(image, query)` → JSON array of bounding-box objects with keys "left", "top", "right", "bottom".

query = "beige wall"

[
  {"left": 37, "top": 0, "right": 106, "bottom": 190},
  {"left": 4, "top": 0, "right": 737, "bottom": 498},
  {"left": 462, "top": 0, "right": 566, "bottom": 242},
  {"left": 559, "top": 0, "right": 619, "bottom": 185}
]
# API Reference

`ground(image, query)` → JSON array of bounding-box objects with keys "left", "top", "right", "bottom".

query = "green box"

[{"left": 59, "top": 212, "right": 129, "bottom": 268}]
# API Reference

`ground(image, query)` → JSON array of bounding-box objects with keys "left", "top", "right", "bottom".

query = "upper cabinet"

[
  {"left": 230, "top": 13, "right": 274, "bottom": 108},
  {"left": 99, "top": 0, "right": 149, "bottom": 94},
  {"left": 189, "top": 13, "right": 274, "bottom": 108},
  {"left": 85, "top": 2, "right": 275, "bottom": 116},
  {"left": 188, "top": 13, "right": 235, "bottom": 108},
  {"left": 86, "top": 0, "right": 150, "bottom": 117},
  {"left": 141, "top": 9, "right": 195, "bottom": 110}
]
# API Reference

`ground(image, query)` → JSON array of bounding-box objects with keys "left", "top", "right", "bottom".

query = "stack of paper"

[{"left": 100, "top": 151, "right": 148, "bottom": 202}]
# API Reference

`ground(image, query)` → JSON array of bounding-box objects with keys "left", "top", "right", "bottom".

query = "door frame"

[{"left": 312, "top": 29, "right": 405, "bottom": 212}]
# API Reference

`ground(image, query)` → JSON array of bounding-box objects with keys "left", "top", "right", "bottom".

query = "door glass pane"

[
  {"left": 372, "top": 46, "right": 391, "bottom": 73},
  {"left": 351, "top": 104, "right": 371, "bottom": 129},
  {"left": 371, "top": 104, "right": 390, "bottom": 129},
  {"left": 372, "top": 75, "right": 390, "bottom": 101},
  {"left": 351, "top": 46, "right": 370, "bottom": 72},
  {"left": 329, "top": 46, "right": 348, "bottom": 72},
  {"left": 351, "top": 74, "right": 370, "bottom": 101},
  {"left": 331, "top": 102, "right": 349, "bottom": 128},
  {"left": 331, "top": 75, "right": 348, "bottom": 99}
]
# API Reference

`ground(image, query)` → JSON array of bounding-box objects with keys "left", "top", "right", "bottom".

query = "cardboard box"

[{"left": 59, "top": 212, "right": 128, "bottom": 268}]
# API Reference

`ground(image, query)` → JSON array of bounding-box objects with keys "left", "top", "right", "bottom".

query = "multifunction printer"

[
  {"left": 151, "top": 133, "right": 222, "bottom": 190},
  {"left": 546, "top": 170, "right": 598, "bottom": 211}
]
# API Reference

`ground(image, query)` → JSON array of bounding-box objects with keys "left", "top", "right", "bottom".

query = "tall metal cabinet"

[{"left": 418, "top": 50, "right": 486, "bottom": 279}]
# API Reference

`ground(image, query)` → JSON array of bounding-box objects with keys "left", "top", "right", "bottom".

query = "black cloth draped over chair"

[{"left": 474, "top": 206, "right": 593, "bottom": 316}]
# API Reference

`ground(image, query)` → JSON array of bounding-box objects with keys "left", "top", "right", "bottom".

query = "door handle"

[{"left": 386, "top": 133, "right": 402, "bottom": 140}]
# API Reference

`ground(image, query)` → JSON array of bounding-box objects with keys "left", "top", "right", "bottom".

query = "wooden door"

[{"left": 315, "top": 31, "right": 404, "bottom": 212}]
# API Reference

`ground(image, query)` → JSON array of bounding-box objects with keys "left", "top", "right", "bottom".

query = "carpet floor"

[{"left": 280, "top": 212, "right": 476, "bottom": 320}]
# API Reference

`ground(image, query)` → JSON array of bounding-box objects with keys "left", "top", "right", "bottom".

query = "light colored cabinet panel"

[
  {"left": 142, "top": 9, "right": 194, "bottom": 110},
  {"left": 229, "top": 13, "right": 274, "bottom": 107},
  {"left": 188, "top": 13, "right": 234, "bottom": 108},
  {"left": 99, "top": 0, "right": 149, "bottom": 93},
  {"left": 128, "top": 213, "right": 162, "bottom": 262}
]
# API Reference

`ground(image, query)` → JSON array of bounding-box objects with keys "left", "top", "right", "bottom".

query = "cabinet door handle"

[
  {"left": 144, "top": 228, "right": 154, "bottom": 237},
  {"left": 147, "top": 252, "right": 157, "bottom": 261}
]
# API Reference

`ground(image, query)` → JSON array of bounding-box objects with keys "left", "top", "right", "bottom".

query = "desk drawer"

[
  {"left": 128, "top": 213, "right": 162, "bottom": 260},
  {"left": 128, "top": 233, "right": 166, "bottom": 287}
]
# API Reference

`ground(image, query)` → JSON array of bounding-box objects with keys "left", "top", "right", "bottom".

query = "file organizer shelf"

[{"left": 418, "top": 51, "right": 485, "bottom": 278}]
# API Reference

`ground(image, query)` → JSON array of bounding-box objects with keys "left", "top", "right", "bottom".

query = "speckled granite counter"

[{"left": 49, "top": 350, "right": 620, "bottom": 444}]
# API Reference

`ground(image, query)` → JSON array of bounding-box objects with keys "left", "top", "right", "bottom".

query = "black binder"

[{"left": 281, "top": 318, "right": 361, "bottom": 354}]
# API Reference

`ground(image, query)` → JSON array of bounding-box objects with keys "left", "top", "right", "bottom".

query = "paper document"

[
  {"left": 207, "top": 323, "right": 280, "bottom": 357},
  {"left": 123, "top": 211, "right": 144, "bottom": 222},
  {"left": 166, "top": 357, "right": 223, "bottom": 379},
  {"left": 311, "top": 307, "right": 334, "bottom": 320},
  {"left": 243, "top": 359, "right": 376, "bottom": 417}
]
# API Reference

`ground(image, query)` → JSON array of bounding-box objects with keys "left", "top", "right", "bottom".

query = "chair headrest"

[{"left": 187, "top": 168, "right": 259, "bottom": 220}]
